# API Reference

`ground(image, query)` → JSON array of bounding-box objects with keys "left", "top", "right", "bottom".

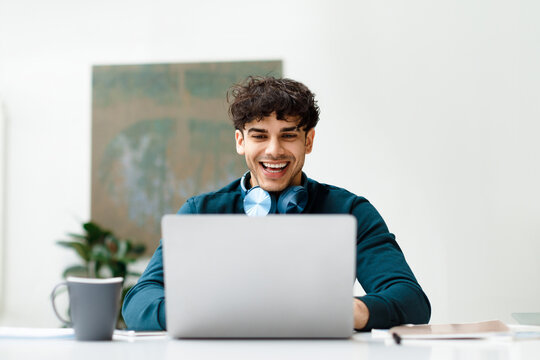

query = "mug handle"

[{"left": 50, "top": 282, "right": 73, "bottom": 326}]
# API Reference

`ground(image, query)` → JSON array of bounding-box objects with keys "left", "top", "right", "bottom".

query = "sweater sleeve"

[
  {"left": 121, "top": 199, "right": 194, "bottom": 330},
  {"left": 352, "top": 199, "right": 431, "bottom": 330}
]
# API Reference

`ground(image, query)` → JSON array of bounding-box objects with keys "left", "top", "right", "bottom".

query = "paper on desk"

[
  {"left": 113, "top": 330, "right": 168, "bottom": 340},
  {"left": 0, "top": 327, "right": 75, "bottom": 339},
  {"left": 508, "top": 325, "right": 540, "bottom": 340},
  {"left": 0, "top": 327, "right": 168, "bottom": 341}
]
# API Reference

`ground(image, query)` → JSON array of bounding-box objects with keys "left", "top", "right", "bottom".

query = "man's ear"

[
  {"left": 305, "top": 128, "right": 315, "bottom": 154},
  {"left": 235, "top": 129, "right": 245, "bottom": 155}
]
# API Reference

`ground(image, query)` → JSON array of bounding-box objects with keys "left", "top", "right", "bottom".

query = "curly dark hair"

[{"left": 227, "top": 76, "right": 320, "bottom": 132}]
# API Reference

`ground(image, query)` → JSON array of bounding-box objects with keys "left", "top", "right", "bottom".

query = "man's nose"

[{"left": 265, "top": 137, "right": 285, "bottom": 157}]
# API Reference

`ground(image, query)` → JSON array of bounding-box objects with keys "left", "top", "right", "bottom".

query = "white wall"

[
  {"left": 0, "top": 0, "right": 539, "bottom": 327},
  {"left": 0, "top": 99, "right": 5, "bottom": 312}
]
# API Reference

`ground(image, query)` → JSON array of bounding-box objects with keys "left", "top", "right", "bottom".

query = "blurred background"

[{"left": 0, "top": 0, "right": 539, "bottom": 327}]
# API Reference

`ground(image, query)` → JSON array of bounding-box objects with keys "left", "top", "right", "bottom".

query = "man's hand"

[{"left": 353, "top": 298, "right": 369, "bottom": 330}]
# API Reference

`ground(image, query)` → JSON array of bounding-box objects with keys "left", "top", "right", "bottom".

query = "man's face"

[{"left": 235, "top": 112, "right": 315, "bottom": 192}]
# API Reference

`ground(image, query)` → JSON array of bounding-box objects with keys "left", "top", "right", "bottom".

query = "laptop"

[
  {"left": 512, "top": 313, "right": 540, "bottom": 326},
  {"left": 162, "top": 214, "right": 356, "bottom": 338}
]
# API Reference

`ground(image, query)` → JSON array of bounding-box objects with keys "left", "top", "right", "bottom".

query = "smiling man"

[
  {"left": 122, "top": 76, "right": 431, "bottom": 331},
  {"left": 237, "top": 118, "right": 311, "bottom": 192}
]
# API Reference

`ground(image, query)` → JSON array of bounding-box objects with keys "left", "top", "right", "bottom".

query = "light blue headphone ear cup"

[
  {"left": 277, "top": 186, "right": 308, "bottom": 214},
  {"left": 243, "top": 187, "right": 276, "bottom": 216}
]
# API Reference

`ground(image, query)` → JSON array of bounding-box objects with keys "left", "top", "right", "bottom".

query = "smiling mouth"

[{"left": 260, "top": 162, "right": 289, "bottom": 174}]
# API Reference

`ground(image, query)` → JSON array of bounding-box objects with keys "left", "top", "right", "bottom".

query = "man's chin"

[
  {"left": 258, "top": 180, "right": 289, "bottom": 193},
  {"left": 262, "top": 187, "right": 287, "bottom": 193},
  {"left": 252, "top": 169, "right": 295, "bottom": 192}
]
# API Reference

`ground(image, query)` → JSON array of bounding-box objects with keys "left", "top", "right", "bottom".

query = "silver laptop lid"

[{"left": 162, "top": 214, "right": 356, "bottom": 338}]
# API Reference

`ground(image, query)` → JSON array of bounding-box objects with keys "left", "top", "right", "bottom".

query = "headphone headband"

[{"left": 240, "top": 171, "right": 309, "bottom": 216}]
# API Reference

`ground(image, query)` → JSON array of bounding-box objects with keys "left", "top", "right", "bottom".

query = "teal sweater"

[{"left": 122, "top": 177, "right": 431, "bottom": 331}]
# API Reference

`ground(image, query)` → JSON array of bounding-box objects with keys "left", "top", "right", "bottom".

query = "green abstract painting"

[{"left": 91, "top": 61, "right": 282, "bottom": 252}]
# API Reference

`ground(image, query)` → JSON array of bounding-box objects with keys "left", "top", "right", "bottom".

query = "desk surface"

[{"left": 1, "top": 332, "right": 540, "bottom": 360}]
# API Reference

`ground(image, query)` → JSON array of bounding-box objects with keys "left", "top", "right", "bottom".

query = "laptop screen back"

[{"left": 162, "top": 214, "right": 356, "bottom": 338}]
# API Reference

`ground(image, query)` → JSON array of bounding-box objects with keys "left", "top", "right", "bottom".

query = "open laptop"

[
  {"left": 512, "top": 313, "right": 540, "bottom": 326},
  {"left": 162, "top": 214, "right": 356, "bottom": 338}
]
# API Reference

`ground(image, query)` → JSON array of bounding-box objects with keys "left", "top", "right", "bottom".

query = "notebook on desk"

[{"left": 161, "top": 214, "right": 356, "bottom": 339}]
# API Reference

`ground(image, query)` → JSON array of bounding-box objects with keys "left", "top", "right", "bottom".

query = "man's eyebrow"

[
  {"left": 246, "top": 126, "right": 299, "bottom": 134},
  {"left": 280, "top": 126, "right": 299, "bottom": 132},
  {"left": 247, "top": 128, "right": 268, "bottom": 134}
]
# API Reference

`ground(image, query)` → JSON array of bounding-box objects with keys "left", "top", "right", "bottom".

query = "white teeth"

[{"left": 263, "top": 162, "right": 287, "bottom": 169}]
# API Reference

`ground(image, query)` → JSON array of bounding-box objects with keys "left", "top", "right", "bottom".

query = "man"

[{"left": 122, "top": 76, "right": 431, "bottom": 331}]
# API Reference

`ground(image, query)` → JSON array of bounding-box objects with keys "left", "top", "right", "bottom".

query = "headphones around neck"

[{"left": 240, "top": 171, "right": 309, "bottom": 216}]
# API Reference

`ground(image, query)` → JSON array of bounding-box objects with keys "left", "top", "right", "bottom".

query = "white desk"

[{"left": 1, "top": 333, "right": 540, "bottom": 360}]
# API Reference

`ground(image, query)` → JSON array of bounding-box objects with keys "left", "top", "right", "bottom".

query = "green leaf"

[
  {"left": 126, "top": 271, "right": 142, "bottom": 278},
  {"left": 57, "top": 241, "right": 90, "bottom": 262},
  {"left": 90, "top": 244, "right": 112, "bottom": 263},
  {"left": 92, "top": 261, "right": 101, "bottom": 278},
  {"left": 66, "top": 233, "right": 86, "bottom": 240},
  {"left": 107, "top": 262, "right": 127, "bottom": 278},
  {"left": 83, "top": 222, "right": 110, "bottom": 245},
  {"left": 62, "top": 265, "right": 89, "bottom": 278}
]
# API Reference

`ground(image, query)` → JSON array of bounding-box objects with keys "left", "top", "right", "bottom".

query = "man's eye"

[
  {"left": 282, "top": 134, "right": 297, "bottom": 139},
  {"left": 252, "top": 135, "right": 266, "bottom": 139}
]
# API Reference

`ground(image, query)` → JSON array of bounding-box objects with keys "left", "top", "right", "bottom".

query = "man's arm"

[
  {"left": 352, "top": 198, "right": 431, "bottom": 330},
  {"left": 121, "top": 199, "right": 195, "bottom": 330},
  {"left": 122, "top": 243, "right": 167, "bottom": 330}
]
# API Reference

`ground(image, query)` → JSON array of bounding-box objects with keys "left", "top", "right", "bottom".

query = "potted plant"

[{"left": 57, "top": 221, "right": 146, "bottom": 328}]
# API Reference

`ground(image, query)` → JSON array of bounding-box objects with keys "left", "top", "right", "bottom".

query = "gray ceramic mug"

[{"left": 50, "top": 276, "right": 123, "bottom": 341}]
